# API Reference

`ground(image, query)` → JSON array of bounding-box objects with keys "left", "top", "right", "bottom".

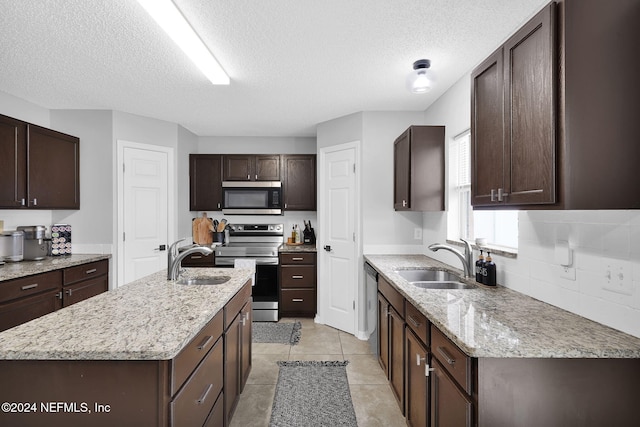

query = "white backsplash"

[{"left": 438, "top": 211, "right": 640, "bottom": 338}]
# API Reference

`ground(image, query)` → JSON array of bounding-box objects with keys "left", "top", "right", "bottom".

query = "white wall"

[
  {"left": 422, "top": 74, "right": 640, "bottom": 338},
  {"left": 198, "top": 136, "right": 316, "bottom": 154}
]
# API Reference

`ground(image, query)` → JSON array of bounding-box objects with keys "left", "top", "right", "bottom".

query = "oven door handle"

[{"left": 215, "top": 258, "right": 279, "bottom": 266}]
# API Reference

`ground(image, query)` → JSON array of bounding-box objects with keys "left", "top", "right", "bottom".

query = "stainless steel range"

[{"left": 215, "top": 223, "right": 283, "bottom": 321}]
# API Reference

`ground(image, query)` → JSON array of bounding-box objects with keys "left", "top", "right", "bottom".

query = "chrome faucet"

[
  {"left": 428, "top": 238, "right": 474, "bottom": 278},
  {"left": 167, "top": 238, "right": 214, "bottom": 280}
]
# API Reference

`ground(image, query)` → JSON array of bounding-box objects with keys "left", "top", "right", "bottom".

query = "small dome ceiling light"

[{"left": 407, "top": 59, "right": 433, "bottom": 94}]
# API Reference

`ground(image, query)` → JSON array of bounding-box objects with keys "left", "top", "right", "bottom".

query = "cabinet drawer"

[
  {"left": 181, "top": 252, "right": 215, "bottom": 267},
  {"left": 280, "top": 266, "right": 315, "bottom": 288},
  {"left": 173, "top": 310, "right": 224, "bottom": 395},
  {"left": 280, "top": 252, "right": 316, "bottom": 265},
  {"left": 171, "top": 338, "right": 224, "bottom": 427},
  {"left": 378, "top": 276, "right": 404, "bottom": 318},
  {"left": 405, "top": 301, "right": 429, "bottom": 346},
  {"left": 0, "top": 288, "right": 62, "bottom": 332},
  {"left": 63, "top": 275, "right": 108, "bottom": 308},
  {"left": 431, "top": 326, "right": 472, "bottom": 394},
  {"left": 63, "top": 260, "right": 108, "bottom": 286},
  {"left": 224, "top": 281, "right": 252, "bottom": 330},
  {"left": 280, "top": 289, "right": 316, "bottom": 314},
  {"left": 0, "top": 270, "right": 61, "bottom": 303}
]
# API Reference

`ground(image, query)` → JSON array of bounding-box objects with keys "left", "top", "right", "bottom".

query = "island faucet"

[
  {"left": 427, "top": 238, "right": 474, "bottom": 278},
  {"left": 167, "top": 238, "right": 214, "bottom": 280}
]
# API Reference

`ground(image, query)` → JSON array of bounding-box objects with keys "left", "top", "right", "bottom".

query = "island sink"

[{"left": 176, "top": 275, "right": 230, "bottom": 285}]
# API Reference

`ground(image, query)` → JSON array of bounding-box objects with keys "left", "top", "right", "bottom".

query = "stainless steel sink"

[
  {"left": 411, "top": 281, "right": 476, "bottom": 290},
  {"left": 394, "top": 269, "right": 461, "bottom": 282},
  {"left": 176, "top": 276, "right": 230, "bottom": 285},
  {"left": 394, "top": 269, "right": 476, "bottom": 290}
]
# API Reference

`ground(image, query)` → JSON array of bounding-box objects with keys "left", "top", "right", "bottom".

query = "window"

[{"left": 448, "top": 130, "right": 518, "bottom": 249}]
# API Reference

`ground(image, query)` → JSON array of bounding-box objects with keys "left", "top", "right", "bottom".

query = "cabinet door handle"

[
  {"left": 197, "top": 335, "right": 213, "bottom": 351},
  {"left": 21, "top": 283, "right": 38, "bottom": 291},
  {"left": 292, "top": 298, "right": 304, "bottom": 302},
  {"left": 437, "top": 346, "right": 456, "bottom": 366},
  {"left": 247, "top": 174, "right": 250, "bottom": 180},
  {"left": 425, "top": 363, "right": 435, "bottom": 377},
  {"left": 197, "top": 384, "right": 213, "bottom": 405},
  {"left": 407, "top": 315, "right": 421, "bottom": 328},
  {"left": 490, "top": 189, "right": 497, "bottom": 202},
  {"left": 255, "top": 174, "right": 258, "bottom": 180},
  {"left": 292, "top": 275, "right": 304, "bottom": 279},
  {"left": 497, "top": 188, "right": 509, "bottom": 202},
  {"left": 284, "top": 203, "right": 288, "bottom": 209},
  {"left": 416, "top": 353, "right": 426, "bottom": 366},
  {"left": 56, "top": 291, "right": 63, "bottom": 300},
  {"left": 20, "top": 198, "right": 26, "bottom": 206},
  {"left": 85, "top": 268, "right": 97, "bottom": 274},
  {"left": 66, "top": 289, "right": 73, "bottom": 296},
  {"left": 402, "top": 200, "right": 407, "bottom": 207},
  {"left": 31, "top": 198, "right": 38, "bottom": 206}
]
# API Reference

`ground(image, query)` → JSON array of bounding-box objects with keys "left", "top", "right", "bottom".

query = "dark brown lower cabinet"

[
  {"left": 224, "top": 284, "right": 252, "bottom": 425},
  {"left": 405, "top": 329, "right": 429, "bottom": 427},
  {"left": 0, "top": 288, "right": 62, "bottom": 332},
  {"left": 431, "top": 358, "right": 473, "bottom": 427},
  {"left": 389, "top": 305, "right": 405, "bottom": 409}
]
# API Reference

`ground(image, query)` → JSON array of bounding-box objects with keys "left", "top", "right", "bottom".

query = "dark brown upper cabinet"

[
  {"left": 222, "top": 155, "right": 280, "bottom": 181},
  {"left": 0, "top": 114, "right": 79, "bottom": 209},
  {"left": 189, "top": 154, "right": 223, "bottom": 211},
  {"left": 282, "top": 154, "right": 316, "bottom": 211},
  {"left": 472, "top": 0, "right": 640, "bottom": 209},
  {"left": 471, "top": 2, "right": 556, "bottom": 207},
  {"left": 394, "top": 126, "right": 445, "bottom": 212}
]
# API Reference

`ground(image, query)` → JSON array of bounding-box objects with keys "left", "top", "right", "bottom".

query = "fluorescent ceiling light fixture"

[{"left": 137, "top": 0, "right": 230, "bottom": 85}]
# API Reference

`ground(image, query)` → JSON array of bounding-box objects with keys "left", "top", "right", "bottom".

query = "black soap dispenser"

[
  {"left": 475, "top": 250, "right": 485, "bottom": 283},
  {"left": 483, "top": 252, "right": 496, "bottom": 286}
]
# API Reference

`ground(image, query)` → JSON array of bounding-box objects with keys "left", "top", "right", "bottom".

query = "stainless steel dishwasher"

[{"left": 364, "top": 262, "right": 378, "bottom": 356}]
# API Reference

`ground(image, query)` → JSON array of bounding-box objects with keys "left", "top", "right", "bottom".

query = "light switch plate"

[{"left": 414, "top": 228, "right": 422, "bottom": 240}]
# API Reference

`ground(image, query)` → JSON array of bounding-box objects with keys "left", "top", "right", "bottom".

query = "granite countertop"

[
  {"left": 0, "top": 267, "right": 253, "bottom": 360},
  {"left": 365, "top": 254, "right": 640, "bottom": 359},
  {"left": 279, "top": 244, "right": 317, "bottom": 253},
  {"left": 0, "top": 254, "right": 111, "bottom": 282}
]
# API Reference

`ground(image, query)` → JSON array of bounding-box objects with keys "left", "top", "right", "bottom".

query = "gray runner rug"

[
  {"left": 269, "top": 361, "right": 357, "bottom": 427},
  {"left": 252, "top": 321, "right": 302, "bottom": 345}
]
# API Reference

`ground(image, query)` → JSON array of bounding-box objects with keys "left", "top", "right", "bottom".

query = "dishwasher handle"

[{"left": 364, "top": 262, "right": 378, "bottom": 280}]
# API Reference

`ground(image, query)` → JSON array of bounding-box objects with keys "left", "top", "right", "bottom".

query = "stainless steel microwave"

[{"left": 222, "top": 181, "right": 283, "bottom": 215}]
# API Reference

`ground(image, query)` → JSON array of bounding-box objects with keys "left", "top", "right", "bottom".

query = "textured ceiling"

[{"left": 0, "top": 0, "right": 548, "bottom": 137}]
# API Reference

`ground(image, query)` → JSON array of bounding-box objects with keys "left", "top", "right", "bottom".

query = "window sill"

[{"left": 445, "top": 240, "right": 517, "bottom": 259}]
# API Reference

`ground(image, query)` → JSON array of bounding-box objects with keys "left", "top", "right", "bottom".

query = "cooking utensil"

[{"left": 217, "top": 218, "right": 227, "bottom": 232}]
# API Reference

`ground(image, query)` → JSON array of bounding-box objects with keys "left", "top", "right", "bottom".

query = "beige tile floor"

[{"left": 230, "top": 318, "right": 406, "bottom": 427}]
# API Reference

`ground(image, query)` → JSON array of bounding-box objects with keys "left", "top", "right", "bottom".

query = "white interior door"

[
  {"left": 319, "top": 143, "right": 358, "bottom": 334},
  {"left": 122, "top": 146, "right": 169, "bottom": 284}
]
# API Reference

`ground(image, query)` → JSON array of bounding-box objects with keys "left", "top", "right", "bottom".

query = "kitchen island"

[
  {"left": 0, "top": 267, "right": 253, "bottom": 427},
  {"left": 366, "top": 254, "right": 640, "bottom": 427}
]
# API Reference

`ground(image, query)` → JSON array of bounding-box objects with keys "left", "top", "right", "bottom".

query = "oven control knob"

[{"left": 269, "top": 225, "right": 273, "bottom": 230}]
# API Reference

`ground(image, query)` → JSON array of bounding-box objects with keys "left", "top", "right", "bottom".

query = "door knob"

[
  {"left": 154, "top": 244, "right": 167, "bottom": 252},
  {"left": 323, "top": 245, "right": 332, "bottom": 252}
]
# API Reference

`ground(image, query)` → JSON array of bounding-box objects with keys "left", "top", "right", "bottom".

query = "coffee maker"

[{"left": 17, "top": 225, "right": 48, "bottom": 261}]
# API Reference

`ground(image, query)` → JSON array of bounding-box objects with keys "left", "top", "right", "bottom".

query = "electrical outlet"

[
  {"left": 414, "top": 228, "right": 422, "bottom": 240},
  {"left": 560, "top": 266, "right": 576, "bottom": 280},
  {"left": 603, "top": 261, "right": 633, "bottom": 296}
]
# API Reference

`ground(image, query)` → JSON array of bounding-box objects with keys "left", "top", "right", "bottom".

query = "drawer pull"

[
  {"left": 292, "top": 275, "right": 304, "bottom": 279},
  {"left": 292, "top": 298, "right": 304, "bottom": 302},
  {"left": 191, "top": 256, "right": 203, "bottom": 259},
  {"left": 196, "top": 335, "right": 213, "bottom": 351},
  {"left": 197, "top": 384, "right": 213, "bottom": 405},
  {"left": 85, "top": 268, "right": 97, "bottom": 274},
  {"left": 292, "top": 257, "right": 304, "bottom": 261},
  {"left": 408, "top": 315, "right": 421, "bottom": 328},
  {"left": 437, "top": 346, "right": 456, "bottom": 366},
  {"left": 21, "top": 283, "right": 38, "bottom": 291}
]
